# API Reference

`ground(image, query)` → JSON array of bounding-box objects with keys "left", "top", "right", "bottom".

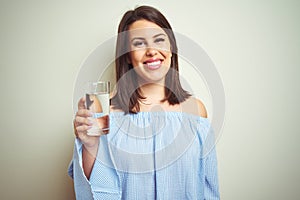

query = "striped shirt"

[{"left": 69, "top": 112, "right": 220, "bottom": 200}]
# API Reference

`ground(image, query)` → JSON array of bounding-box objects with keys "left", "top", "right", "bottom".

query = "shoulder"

[
  {"left": 181, "top": 97, "right": 207, "bottom": 118},
  {"left": 195, "top": 98, "right": 207, "bottom": 118}
]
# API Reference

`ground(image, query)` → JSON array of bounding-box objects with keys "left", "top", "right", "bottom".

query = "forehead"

[{"left": 128, "top": 20, "right": 166, "bottom": 38}]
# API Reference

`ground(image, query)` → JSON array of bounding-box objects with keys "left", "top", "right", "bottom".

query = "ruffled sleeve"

[
  {"left": 204, "top": 148, "right": 220, "bottom": 199},
  {"left": 197, "top": 118, "right": 220, "bottom": 199},
  {"left": 68, "top": 139, "right": 95, "bottom": 199},
  {"left": 68, "top": 138, "right": 121, "bottom": 200}
]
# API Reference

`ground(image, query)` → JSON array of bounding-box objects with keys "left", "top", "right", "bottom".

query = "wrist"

[
  {"left": 83, "top": 138, "right": 99, "bottom": 151},
  {"left": 83, "top": 140, "right": 99, "bottom": 159}
]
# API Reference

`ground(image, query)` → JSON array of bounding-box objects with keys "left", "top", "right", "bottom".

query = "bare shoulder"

[
  {"left": 195, "top": 98, "right": 207, "bottom": 118},
  {"left": 182, "top": 97, "right": 207, "bottom": 118}
]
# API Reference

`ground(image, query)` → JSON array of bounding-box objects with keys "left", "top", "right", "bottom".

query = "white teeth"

[{"left": 147, "top": 61, "right": 161, "bottom": 66}]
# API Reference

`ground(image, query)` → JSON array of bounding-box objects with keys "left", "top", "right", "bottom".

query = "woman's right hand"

[
  {"left": 73, "top": 97, "right": 100, "bottom": 149},
  {"left": 74, "top": 97, "right": 101, "bottom": 179}
]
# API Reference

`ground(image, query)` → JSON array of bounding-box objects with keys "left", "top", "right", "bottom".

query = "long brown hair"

[{"left": 111, "top": 5, "right": 191, "bottom": 113}]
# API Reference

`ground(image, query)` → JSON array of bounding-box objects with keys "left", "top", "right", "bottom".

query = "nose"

[{"left": 146, "top": 47, "right": 158, "bottom": 57}]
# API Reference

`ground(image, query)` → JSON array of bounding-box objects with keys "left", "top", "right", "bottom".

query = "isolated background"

[{"left": 0, "top": 0, "right": 299, "bottom": 199}]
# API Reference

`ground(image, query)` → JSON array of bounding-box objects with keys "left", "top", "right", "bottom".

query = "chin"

[
  {"left": 139, "top": 77, "right": 165, "bottom": 84},
  {"left": 135, "top": 68, "right": 168, "bottom": 84}
]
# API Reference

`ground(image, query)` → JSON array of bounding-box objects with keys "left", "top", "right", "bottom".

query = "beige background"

[{"left": 1, "top": 0, "right": 299, "bottom": 199}]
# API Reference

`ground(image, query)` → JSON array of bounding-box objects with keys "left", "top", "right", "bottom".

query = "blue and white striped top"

[{"left": 68, "top": 112, "right": 220, "bottom": 200}]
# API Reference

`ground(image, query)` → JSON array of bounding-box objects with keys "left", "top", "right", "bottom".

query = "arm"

[
  {"left": 204, "top": 148, "right": 220, "bottom": 199},
  {"left": 74, "top": 97, "right": 101, "bottom": 179},
  {"left": 200, "top": 116, "right": 220, "bottom": 199},
  {"left": 195, "top": 103, "right": 219, "bottom": 199},
  {"left": 70, "top": 97, "right": 121, "bottom": 199},
  {"left": 82, "top": 141, "right": 99, "bottom": 179}
]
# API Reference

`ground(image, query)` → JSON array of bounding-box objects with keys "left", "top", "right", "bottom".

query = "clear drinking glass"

[{"left": 85, "top": 81, "right": 110, "bottom": 136}]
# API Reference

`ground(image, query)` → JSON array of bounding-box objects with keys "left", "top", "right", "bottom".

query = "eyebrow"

[
  {"left": 153, "top": 33, "right": 167, "bottom": 38},
  {"left": 130, "top": 33, "right": 167, "bottom": 42}
]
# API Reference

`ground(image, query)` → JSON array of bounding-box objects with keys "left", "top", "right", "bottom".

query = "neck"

[{"left": 139, "top": 83, "right": 165, "bottom": 105}]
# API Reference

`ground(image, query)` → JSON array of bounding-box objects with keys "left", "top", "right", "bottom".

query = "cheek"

[
  {"left": 129, "top": 50, "right": 144, "bottom": 65},
  {"left": 161, "top": 48, "right": 172, "bottom": 58},
  {"left": 163, "top": 52, "right": 172, "bottom": 66}
]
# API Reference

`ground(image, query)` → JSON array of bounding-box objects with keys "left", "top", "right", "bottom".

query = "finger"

[
  {"left": 78, "top": 97, "right": 86, "bottom": 110},
  {"left": 75, "top": 116, "right": 93, "bottom": 126},
  {"left": 76, "top": 109, "right": 93, "bottom": 117},
  {"left": 73, "top": 120, "right": 79, "bottom": 138},
  {"left": 76, "top": 125, "right": 92, "bottom": 134}
]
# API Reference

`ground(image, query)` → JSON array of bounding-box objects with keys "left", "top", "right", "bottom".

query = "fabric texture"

[{"left": 68, "top": 112, "right": 220, "bottom": 200}]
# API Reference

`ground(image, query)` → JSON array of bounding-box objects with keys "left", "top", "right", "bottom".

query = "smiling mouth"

[{"left": 143, "top": 60, "right": 162, "bottom": 70}]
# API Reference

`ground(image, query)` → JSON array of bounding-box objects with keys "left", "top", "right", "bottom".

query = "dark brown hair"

[{"left": 111, "top": 5, "right": 191, "bottom": 113}]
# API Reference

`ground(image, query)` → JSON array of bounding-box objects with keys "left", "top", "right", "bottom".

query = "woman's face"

[{"left": 128, "top": 20, "right": 172, "bottom": 84}]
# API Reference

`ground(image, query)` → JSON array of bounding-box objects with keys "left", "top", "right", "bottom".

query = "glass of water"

[{"left": 85, "top": 81, "right": 110, "bottom": 136}]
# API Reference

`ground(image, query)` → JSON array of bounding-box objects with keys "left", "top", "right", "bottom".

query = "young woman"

[{"left": 70, "top": 5, "right": 220, "bottom": 200}]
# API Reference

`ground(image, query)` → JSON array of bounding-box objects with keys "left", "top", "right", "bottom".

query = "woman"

[{"left": 70, "top": 5, "right": 220, "bottom": 200}]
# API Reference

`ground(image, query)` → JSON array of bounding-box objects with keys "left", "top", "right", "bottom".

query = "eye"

[
  {"left": 154, "top": 37, "right": 165, "bottom": 43},
  {"left": 132, "top": 40, "right": 147, "bottom": 48}
]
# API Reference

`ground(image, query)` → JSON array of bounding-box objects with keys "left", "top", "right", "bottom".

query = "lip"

[{"left": 143, "top": 58, "right": 163, "bottom": 70}]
